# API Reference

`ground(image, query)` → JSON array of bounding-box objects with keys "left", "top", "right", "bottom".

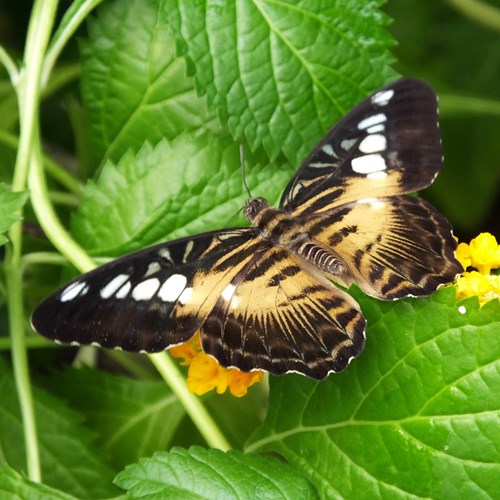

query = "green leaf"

[
  {"left": 114, "top": 447, "right": 319, "bottom": 499},
  {"left": 0, "top": 464, "right": 76, "bottom": 500},
  {"left": 247, "top": 288, "right": 500, "bottom": 499},
  {"left": 0, "top": 184, "right": 28, "bottom": 245},
  {"left": 161, "top": 0, "right": 396, "bottom": 165},
  {"left": 80, "top": 0, "right": 215, "bottom": 167},
  {"left": 45, "top": 367, "right": 185, "bottom": 469},
  {"left": 0, "top": 360, "right": 119, "bottom": 498},
  {"left": 71, "top": 133, "right": 291, "bottom": 255}
]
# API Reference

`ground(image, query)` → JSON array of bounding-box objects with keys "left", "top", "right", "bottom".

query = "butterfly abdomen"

[{"left": 294, "top": 241, "right": 346, "bottom": 277}]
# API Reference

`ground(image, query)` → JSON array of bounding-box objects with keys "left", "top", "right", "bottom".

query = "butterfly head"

[{"left": 244, "top": 197, "right": 269, "bottom": 223}]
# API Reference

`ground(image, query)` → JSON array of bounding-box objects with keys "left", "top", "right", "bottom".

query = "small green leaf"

[
  {"left": 247, "top": 288, "right": 500, "bottom": 499},
  {"left": 45, "top": 367, "right": 186, "bottom": 469},
  {"left": 161, "top": 0, "right": 396, "bottom": 165},
  {"left": 0, "top": 464, "right": 76, "bottom": 500},
  {"left": 114, "top": 447, "right": 319, "bottom": 499},
  {"left": 80, "top": 0, "right": 215, "bottom": 167},
  {"left": 0, "top": 360, "right": 118, "bottom": 498},
  {"left": 0, "top": 184, "right": 28, "bottom": 245},
  {"left": 71, "top": 133, "right": 291, "bottom": 255}
]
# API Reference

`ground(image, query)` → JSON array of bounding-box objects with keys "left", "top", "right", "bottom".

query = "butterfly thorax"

[{"left": 244, "top": 197, "right": 346, "bottom": 277}]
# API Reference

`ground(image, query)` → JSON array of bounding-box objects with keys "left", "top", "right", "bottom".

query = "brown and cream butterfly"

[{"left": 32, "top": 79, "right": 462, "bottom": 379}]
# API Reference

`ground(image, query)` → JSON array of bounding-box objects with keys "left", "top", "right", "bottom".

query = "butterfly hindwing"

[
  {"left": 281, "top": 79, "right": 442, "bottom": 216},
  {"left": 201, "top": 246, "right": 366, "bottom": 379},
  {"left": 32, "top": 229, "right": 258, "bottom": 352},
  {"left": 303, "top": 195, "right": 462, "bottom": 300}
]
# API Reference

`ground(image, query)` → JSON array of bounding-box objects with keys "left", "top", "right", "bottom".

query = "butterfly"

[{"left": 32, "top": 78, "right": 462, "bottom": 380}]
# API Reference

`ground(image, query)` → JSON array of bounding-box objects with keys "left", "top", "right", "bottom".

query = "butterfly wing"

[
  {"left": 303, "top": 195, "right": 461, "bottom": 299},
  {"left": 281, "top": 79, "right": 443, "bottom": 216},
  {"left": 201, "top": 245, "right": 366, "bottom": 379},
  {"left": 32, "top": 229, "right": 365, "bottom": 378},
  {"left": 32, "top": 229, "right": 260, "bottom": 352},
  {"left": 279, "top": 78, "right": 461, "bottom": 300}
]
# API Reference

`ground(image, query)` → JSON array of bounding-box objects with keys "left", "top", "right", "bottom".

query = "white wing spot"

[
  {"left": 357, "top": 113, "right": 387, "bottom": 130},
  {"left": 340, "top": 138, "right": 357, "bottom": 151},
  {"left": 357, "top": 198, "right": 386, "bottom": 210},
  {"left": 367, "top": 171, "right": 388, "bottom": 180},
  {"left": 458, "top": 305, "right": 467, "bottom": 314},
  {"left": 359, "top": 134, "right": 387, "bottom": 154},
  {"left": 158, "top": 248, "right": 173, "bottom": 264},
  {"left": 182, "top": 240, "right": 195, "bottom": 263},
  {"left": 351, "top": 153, "right": 387, "bottom": 174},
  {"left": 60, "top": 281, "right": 87, "bottom": 302},
  {"left": 371, "top": 89, "right": 394, "bottom": 106},
  {"left": 178, "top": 287, "right": 193, "bottom": 304},
  {"left": 221, "top": 283, "right": 236, "bottom": 301},
  {"left": 158, "top": 274, "right": 187, "bottom": 302},
  {"left": 321, "top": 143, "right": 335, "bottom": 157},
  {"left": 144, "top": 262, "right": 161, "bottom": 278},
  {"left": 116, "top": 281, "right": 131, "bottom": 299},
  {"left": 309, "top": 162, "right": 332, "bottom": 169},
  {"left": 367, "top": 124, "right": 385, "bottom": 134},
  {"left": 132, "top": 277, "right": 161, "bottom": 301},
  {"left": 100, "top": 274, "right": 130, "bottom": 299}
]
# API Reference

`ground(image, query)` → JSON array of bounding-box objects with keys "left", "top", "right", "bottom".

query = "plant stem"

[
  {"left": 149, "top": 352, "right": 231, "bottom": 451},
  {"left": 0, "top": 43, "right": 19, "bottom": 83},
  {"left": 7, "top": 0, "right": 60, "bottom": 483},
  {"left": 446, "top": 0, "right": 500, "bottom": 33},
  {"left": 29, "top": 147, "right": 96, "bottom": 272},
  {"left": 0, "top": 129, "right": 83, "bottom": 196},
  {"left": 42, "top": 0, "right": 105, "bottom": 86},
  {"left": 440, "top": 94, "right": 500, "bottom": 117}
]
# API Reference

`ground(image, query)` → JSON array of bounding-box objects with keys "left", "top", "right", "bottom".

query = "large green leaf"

[
  {"left": 71, "top": 133, "right": 291, "bottom": 255},
  {"left": 114, "top": 447, "right": 319, "bottom": 498},
  {"left": 0, "top": 465, "right": 76, "bottom": 500},
  {"left": 44, "top": 367, "right": 185, "bottom": 469},
  {"left": 80, "top": 0, "right": 215, "bottom": 167},
  {"left": 161, "top": 0, "right": 396, "bottom": 166},
  {"left": 247, "top": 288, "right": 500, "bottom": 499},
  {"left": 0, "top": 361, "right": 119, "bottom": 498}
]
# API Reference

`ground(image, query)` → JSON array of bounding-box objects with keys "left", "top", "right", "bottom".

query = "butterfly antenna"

[{"left": 240, "top": 144, "right": 252, "bottom": 199}]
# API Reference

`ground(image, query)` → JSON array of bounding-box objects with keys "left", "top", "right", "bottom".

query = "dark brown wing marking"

[
  {"left": 304, "top": 195, "right": 462, "bottom": 299},
  {"left": 200, "top": 246, "right": 366, "bottom": 379}
]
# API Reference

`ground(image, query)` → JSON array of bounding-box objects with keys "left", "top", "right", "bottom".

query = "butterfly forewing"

[
  {"left": 32, "top": 229, "right": 257, "bottom": 351},
  {"left": 281, "top": 79, "right": 442, "bottom": 216}
]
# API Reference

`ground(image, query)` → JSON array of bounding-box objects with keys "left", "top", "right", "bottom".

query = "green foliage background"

[{"left": 0, "top": 0, "right": 499, "bottom": 498}]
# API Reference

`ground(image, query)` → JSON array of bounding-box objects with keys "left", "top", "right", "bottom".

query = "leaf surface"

[{"left": 247, "top": 289, "right": 500, "bottom": 499}]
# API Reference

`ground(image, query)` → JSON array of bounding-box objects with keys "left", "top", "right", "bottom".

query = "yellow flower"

[
  {"left": 454, "top": 232, "right": 500, "bottom": 304},
  {"left": 468, "top": 233, "right": 500, "bottom": 275},
  {"left": 170, "top": 332, "right": 263, "bottom": 397},
  {"left": 226, "top": 369, "right": 264, "bottom": 397},
  {"left": 456, "top": 271, "right": 499, "bottom": 304},
  {"left": 456, "top": 242, "right": 471, "bottom": 270}
]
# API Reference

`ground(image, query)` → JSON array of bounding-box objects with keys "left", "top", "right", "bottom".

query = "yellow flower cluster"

[
  {"left": 170, "top": 333, "right": 263, "bottom": 397},
  {"left": 455, "top": 232, "right": 500, "bottom": 304}
]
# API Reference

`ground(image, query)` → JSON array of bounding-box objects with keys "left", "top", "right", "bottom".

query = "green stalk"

[
  {"left": 42, "top": 0, "right": 105, "bottom": 86},
  {"left": 150, "top": 353, "right": 231, "bottom": 451},
  {"left": 446, "top": 0, "right": 500, "bottom": 33},
  {"left": 0, "top": 129, "right": 83, "bottom": 196},
  {"left": 7, "top": 0, "right": 60, "bottom": 482}
]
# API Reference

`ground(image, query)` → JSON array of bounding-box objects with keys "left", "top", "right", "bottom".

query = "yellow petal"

[{"left": 469, "top": 233, "right": 500, "bottom": 275}]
